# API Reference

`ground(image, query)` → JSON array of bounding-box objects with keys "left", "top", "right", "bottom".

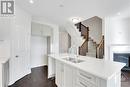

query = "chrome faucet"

[{"left": 68, "top": 46, "right": 79, "bottom": 59}]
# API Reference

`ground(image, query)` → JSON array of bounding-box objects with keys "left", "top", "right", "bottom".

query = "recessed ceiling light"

[
  {"left": 59, "top": 4, "right": 64, "bottom": 7},
  {"left": 71, "top": 17, "right": 81, "bottom": 23},
  {"left": 117, "top": 12, "right": 121, "bottom": 15},
  {"left": 29, "top": 0, "right": 34, "bottom": 4}
]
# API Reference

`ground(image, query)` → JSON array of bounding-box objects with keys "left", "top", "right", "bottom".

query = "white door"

[
  {"left": 31, "top": 36, "right": 47, "bottom": 68},
  {"left": 9, "top": 25, "right": 31, "bottom": 84}
]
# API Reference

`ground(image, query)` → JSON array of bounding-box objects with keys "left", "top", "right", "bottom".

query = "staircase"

[
  {"left": 75, "top": 22, "right": 89, "bottom": 56},
  {"left": 86, "top": 37, "right": 97, "bottom": 57},
  {"left": 75, "top": 22, "right": 104, "bottom": 58}
]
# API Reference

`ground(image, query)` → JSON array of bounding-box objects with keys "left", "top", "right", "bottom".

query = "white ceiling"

[{"left": 16, "top": 0, "right": 130, "bottom": 24}]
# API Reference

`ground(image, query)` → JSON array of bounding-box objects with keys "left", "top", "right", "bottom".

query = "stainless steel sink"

[{"left": 63, "top": 58, "right": 84, "bottom": 63}]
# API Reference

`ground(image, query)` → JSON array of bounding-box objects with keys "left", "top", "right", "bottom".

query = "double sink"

[{"left": 63, "top": 57, "right": 84, "bottom": 63}]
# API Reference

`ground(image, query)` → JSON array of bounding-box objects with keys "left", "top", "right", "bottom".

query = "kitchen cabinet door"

[
  {"left": 56, "top": 60, "right": 64, "bottom": 87},
  {"left": 64, "top": 64, "right": 73, "bottom": 87}
]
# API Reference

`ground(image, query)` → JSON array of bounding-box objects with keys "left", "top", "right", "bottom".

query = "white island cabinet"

[
  {"left": 48, "top": 54, "right": 125, "bottom": 87},
  {"left": 0, "top": 41, "right": 10, "bottom": 87},
  {"left": 56, "top": 60, "right": 76, "bottom": 87}
]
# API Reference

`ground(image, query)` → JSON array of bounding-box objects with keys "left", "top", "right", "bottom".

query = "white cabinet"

[
  {"left": 76, "top": 69, "right": 121, "bottom": 87},
  {"left": 55, "top": 60, "right": 121, "bottom": 87},
  {"left": 77, "top": 69, "right": 98, "bottom": 86},
  {"left": 76, "top": 70, "right": 98, "bottom": 87},
  {"left": 55, "top": 60, "right": 75, "bottom": 87},
  {"left": 56, "top": 60, "right": 64, "bottom": 87},
  {"left": 64, "top": 64, "right": 74, "bottom": 87},
  {"left": 55, "top": 60, "right": 96, "bottom": 87},
  {"left": 77, "top": 79, "right": 95, "bottom": 87},
  {"left": 55, "top": 60, "right": 97, "bottom": 87},
  {"left": 0, "top": 60, "right": 9, "bottom": 87},
  {"left": 48, "top": 57, "right": 56, "bottom": 78},
  {"left": 0, "top": 63, "right": 3, "bottom": 87}
]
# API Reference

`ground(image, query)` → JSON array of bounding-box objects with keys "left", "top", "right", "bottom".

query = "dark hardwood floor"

[
  {"left": 121, "top": 71, "right": 130, "bottom": 87},
  {"left": 9, "top": 66, "right": 57, "bottom": 87}
]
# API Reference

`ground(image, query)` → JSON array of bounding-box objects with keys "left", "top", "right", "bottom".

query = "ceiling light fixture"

[
  {"left": 29, "top": 0, "right": 34, "bottom": 4},
  {"left": 59, "top": 4, "right": 64, "bottom": 7},
  {"left": 117, "top": 12, "right": 121, "bottom": 15},
  {"left": 71, "top": 17, "right": 81, "bottom": 23}
]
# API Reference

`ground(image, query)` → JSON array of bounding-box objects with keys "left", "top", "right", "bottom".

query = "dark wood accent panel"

[{"left": 79, "top": 40, "right": 88, "bottom": 56}]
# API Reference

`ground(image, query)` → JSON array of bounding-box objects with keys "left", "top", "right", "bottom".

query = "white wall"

[
  {"left": 59, "top": 31, "right": 71, "bottom": 53},
  {"left": 0, "top": 6, "right": 31, "bottom": 86},
  {"left": 0, "top": 41, "right": 10, "bottom": 58},
  {"left": 31, "top": 22, "right": 52, "bottom": 36},
  {"left": 31, "top": 22, "right": 52, "bottom": 68},
  {"left": 31, "top": 36, "right": 48, "bottom": 68},
  {"left": 32, "top": 18, "right": 59, "bottom": 54},
  {"left": 64, "top": 22, "right": 83, "bottom": 48},
  {"left": 0, "top": 18, "right": 12, "bottom": 40},
  {"left": 82, "top": 16, "right": 102, "bottom": 44},
  {"left": 105, "top": 17, "right": 130, "bottom": 60},
  {"left": 31, "top": 18, "right": 59, "bottom": 78}
]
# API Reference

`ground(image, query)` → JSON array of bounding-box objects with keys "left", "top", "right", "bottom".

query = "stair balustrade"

[
  {"left": 96, "top": 36, "right": 104, "bottom": 58},
  {"left": 75, "top": 22, "right": 89, "bottom": 56}
]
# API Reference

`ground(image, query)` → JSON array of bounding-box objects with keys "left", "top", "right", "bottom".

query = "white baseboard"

[
  {"left": 48, "top": 74, "right": 55, "bottom": 79},
  {"left": 31, "top": 64, "right": 48, "bottom": 69}
]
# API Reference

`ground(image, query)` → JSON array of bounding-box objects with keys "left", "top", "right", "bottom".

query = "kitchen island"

[{"left": 48, "top": 54, "right": 125, "bottom": 87}]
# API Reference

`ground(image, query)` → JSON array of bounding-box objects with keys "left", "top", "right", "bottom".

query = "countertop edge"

[{"left": 48, "top": 54, "right": 125, "bottom": 80}]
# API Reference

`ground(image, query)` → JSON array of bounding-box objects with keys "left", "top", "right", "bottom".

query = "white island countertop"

[
  {"left": 49, "top": 53, "right": 125, "bottom": 80},
  {"left": 0, "top": 57, "right": 9, "bottom": 64}
]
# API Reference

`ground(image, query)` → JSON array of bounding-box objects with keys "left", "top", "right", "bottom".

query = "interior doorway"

[{"left": 31, "top": 35, "right": 51, "bottom": 68}]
